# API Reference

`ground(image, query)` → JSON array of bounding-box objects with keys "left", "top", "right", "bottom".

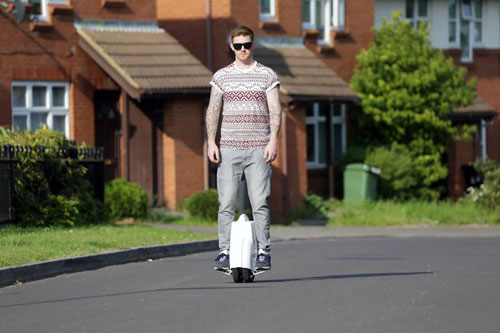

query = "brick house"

[
  {"left": 303, "top": 0, "right": 499, "bottom": 199},
  {"left": 0, "top": 0, "right": 213, "bottom": 209},
  {"left": 3, "top": 0, "right": 492, "bottom": 220},
  {"left": 158, "top": 0, "right": 358, "bottom": 216},
  {"left": 1, "top": 0, "right": 358, "bottom": 219},
  {"left": 159, "top": 0, "right": 499, "bottom": 205}
]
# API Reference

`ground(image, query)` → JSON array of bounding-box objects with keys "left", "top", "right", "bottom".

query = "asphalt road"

[{"left": 1, "top": 236, "right": 500, "bottom": 333}]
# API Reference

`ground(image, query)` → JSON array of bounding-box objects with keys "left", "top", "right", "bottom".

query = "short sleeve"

[
  {"left": 266, "top": 69, "right": 280, "bottom": 93},
  {"left": 209, "top": 72, "right": 224, "bottom": 94}
]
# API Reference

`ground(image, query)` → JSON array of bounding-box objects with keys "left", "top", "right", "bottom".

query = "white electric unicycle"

[{"left": 214, "top": 214, "right": 267, "bottom": 283}]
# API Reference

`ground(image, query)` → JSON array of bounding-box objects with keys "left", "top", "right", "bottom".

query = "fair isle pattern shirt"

[{"left": 210, "top": 61, "right": 280, "bottom": 149}]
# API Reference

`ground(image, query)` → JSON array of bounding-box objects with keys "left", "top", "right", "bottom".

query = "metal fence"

[
  {"left": 0, "top": 145, "right": 14, "bottom": 223},
  {"left": 0, "top": 144, "right": 104, "bottom": 224}
]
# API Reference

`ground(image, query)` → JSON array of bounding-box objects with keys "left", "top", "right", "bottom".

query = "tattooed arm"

[
  {"left": 265, "top": 86, "right": 281, "bottom": 163},
  {"left": 206, "top": 86, "right": 223, "bottom": 163}
]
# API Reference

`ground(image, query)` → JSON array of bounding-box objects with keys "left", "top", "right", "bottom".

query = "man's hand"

[
  {"left": 208, "top": 142, "right": 220, "bottom": 163},
  {"left": 264, "top": 139, "right": 278, "bottom": 163}
]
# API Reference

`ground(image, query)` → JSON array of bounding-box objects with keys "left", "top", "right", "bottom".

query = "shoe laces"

[
  {"left": 257, "top": 252, "right": 268, "bottom": 261},
  {"left": 216, "top": 253, "right": 228, "bottom": 261}
]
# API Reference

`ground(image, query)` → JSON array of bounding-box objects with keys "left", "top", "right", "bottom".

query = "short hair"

[{"left": 230, "top": 26, "right": 254, "bottom": 42}]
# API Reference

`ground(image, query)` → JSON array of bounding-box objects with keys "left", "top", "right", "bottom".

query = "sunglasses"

[{"left": 233, "top": 42, "right": 253, "bottom": 51}]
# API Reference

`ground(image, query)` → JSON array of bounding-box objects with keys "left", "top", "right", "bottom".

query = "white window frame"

[
  {"left": 405, "top": 0, "right": 429, "bottom": 30},
  {"left": 11, "top": 81, "right": 71, "bottom": 139},
  {"left": 306, "top": 102, "right": 346, "bottom": 169},
  {"left": 259, "top": 0, "right": 276, "bottom": 22},
  {"left": 302, "top": 0, "right": 345, "bottom": 45},
  {"left": 11, "top": 0, "right": 67, "bottom": 22},
  {"left": 449, "top": 0, "right": 484, "bottom": 63},
  {"left": 331, "top": 103, "right": 347, "bottom": 160},
  {"left": 331, "top": 0, "right": 345, "bottom": 31}
]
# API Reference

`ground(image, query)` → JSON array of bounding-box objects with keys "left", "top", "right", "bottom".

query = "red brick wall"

[
  {"left": 0, "top": 8, "right": 122, "bottom": 146},
  {"left": 158, "top": 0, "right": 303, "bottom": 72},
  {"left": 71, "top": 0, "right": 156, "bottom": 21},
  {"left": 442, "top": 49, "right": 500, "bottom": 198},
  {"left": 306, "top": 0, "right": 375, "bottom": 83},
  {"left": 448, "top": 139, "right": 477, "bottom": 200},
  {"left": 285, "top": 104, "right": 308, "bottom": 209},
  {"left": 162, "top": 97, "right": 206, "bottom": 209}
]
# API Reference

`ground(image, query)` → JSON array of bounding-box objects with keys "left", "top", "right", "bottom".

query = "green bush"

[
  {"left": 1, "top": 126, "right": 100, "bottom": 227},
  {"left": 183, "top": 189, "right": 219, "bottom": 222},
  {"left": 464, "top": 159, "right": 500, "bottom": 209},
  {"left": 364, "top": 143, "right": 419, "bottom": 200},
  {"left": 350, "top": 12, "right": 476, "bottom": 200},
  {"left": 104, "top": 178, "right": 147, "bottom": 220}
]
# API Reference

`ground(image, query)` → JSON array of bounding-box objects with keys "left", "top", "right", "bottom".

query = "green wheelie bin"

[{"left": 343, "top": 163, "right": 381, "bottom": 204}]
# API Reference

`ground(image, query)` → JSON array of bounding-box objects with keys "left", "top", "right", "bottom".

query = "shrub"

[
  {"left": 364, "top": 143, "right": 419, "bottom": 200},
  {"left": 1, "top": 126, "right": 100, "bottom": 227},
  {"left": 350, "top": 12, "right": 476, "bottom": 200},
  {"left": 104, "top": 178, "right": 147, "bottom": 221},
  {"left": 183, "top": 189, "right": 219, "bottom": 222},
  {"left": 464, "top": 159, "right": 500, "bottom": 209}
]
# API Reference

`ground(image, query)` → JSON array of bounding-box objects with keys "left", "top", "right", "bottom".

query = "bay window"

[{"left": 11, "top": 81, "right": 70, "bottom": 138}]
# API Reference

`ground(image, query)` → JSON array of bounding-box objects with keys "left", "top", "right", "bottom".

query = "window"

[
  {"left": 259, "top": 0, "right": 276, "bottom": 22},
  {"left": 405, "top": 0, "right": 428, "bottom": 29},
  {"left": 302, "top": 0, "right": 345, "bottom": 44},
  {"left": 11, "top": 81, "right": 70, "bottom": 138},
  {"left": 449, "top": 0, "right": 483, "bottom": 62},
  {"left": 331, "top": 0, "right": 345, "bottom": 31},
  {"left": 306, "top": 102, "right": 346, "bottom": 169}
]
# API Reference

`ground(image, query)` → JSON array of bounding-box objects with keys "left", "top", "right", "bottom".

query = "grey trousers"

[{"left": 217, "top": 147, "right": 272, "bottom": 252}]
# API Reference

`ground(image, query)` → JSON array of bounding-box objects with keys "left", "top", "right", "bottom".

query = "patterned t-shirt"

[{"left": 210, "top": 61, "right": 280, "bottom": 149}]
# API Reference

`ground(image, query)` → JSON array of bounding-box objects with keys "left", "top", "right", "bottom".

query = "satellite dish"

[{"left": 13, "top": 0, "right": 25, "bottom": 24}]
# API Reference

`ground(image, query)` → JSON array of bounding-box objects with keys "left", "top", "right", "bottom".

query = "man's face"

[{"left": 231, "top": 35, "right": 254, "bottom": 62}]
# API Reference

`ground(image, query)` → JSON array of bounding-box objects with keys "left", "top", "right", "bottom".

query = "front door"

[{"left": 94, "top": 91, "right": 121, "bottom": 183}]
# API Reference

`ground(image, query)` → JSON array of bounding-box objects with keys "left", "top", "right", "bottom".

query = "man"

[{"left": 206, "top": 26, "right": 281, "bottom": 271}]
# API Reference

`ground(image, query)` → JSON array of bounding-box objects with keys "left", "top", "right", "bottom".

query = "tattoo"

[
  {"left": 206, "top": 87, "right": 223, "bottom": 142},
  {"left": 269, "top": 104, "right": 282, "bottom": 136}
]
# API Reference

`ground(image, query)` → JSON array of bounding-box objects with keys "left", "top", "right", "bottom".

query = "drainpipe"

[
  {"left": 206, "top": 0, "right": 212, "bottom": 71},
  {"left": 480, "top": 119, "right": 487, "bottom": 160},
  {"left": 203, "top": 0, "right": 213, "bottom": 190}
]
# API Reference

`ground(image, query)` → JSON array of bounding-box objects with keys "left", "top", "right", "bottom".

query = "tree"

[{"left": 350, "top": 11, "right": 476, "bottom": 199}]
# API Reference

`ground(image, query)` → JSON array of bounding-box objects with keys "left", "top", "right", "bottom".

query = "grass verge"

[
  {"left": 328, "top": 200, "right": 500, "bottom": 226},
  {"left": 0, "top": 224, "right": 215, "bottom": 268}
]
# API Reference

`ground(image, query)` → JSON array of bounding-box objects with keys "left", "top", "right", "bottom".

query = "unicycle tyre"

[
  {"left": 232, "top": 268, "right": 243, "bottom": 283},
  {"left": 242, "top": 268, "right": 254, "bottom": 283}
]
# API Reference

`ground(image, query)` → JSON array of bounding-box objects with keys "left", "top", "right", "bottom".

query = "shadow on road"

[
  {"left": 323, "top": 256, "right": 404, "bottom": 261},
  {"left": 257, "top": 271, "right": 435, "bottom": 283},
  {"left": 0, "top": 285, "right": 263, "bottom": 309}
]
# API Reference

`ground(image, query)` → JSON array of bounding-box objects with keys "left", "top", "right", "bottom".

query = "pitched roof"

[
  {"left": 77, "top": 24, "right": 212, "bottom": 100},
  {"left": 452, "top": 96, "right": 497, "bottom": 120},
  {"left": 254, "top": 46, "right": 358, "bottom": 100}
]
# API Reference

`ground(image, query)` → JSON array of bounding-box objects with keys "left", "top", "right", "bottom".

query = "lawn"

[
  {"left": 0, "top": 224, "right": 215, "bottom": 268},
  {"left": 327, "top": 200, "right": 500, "bottom": 226}
]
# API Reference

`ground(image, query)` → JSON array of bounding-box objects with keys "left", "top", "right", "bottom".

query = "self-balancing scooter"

[{"left": 214, "top": 214, "right": 267, "bottom": 283}]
